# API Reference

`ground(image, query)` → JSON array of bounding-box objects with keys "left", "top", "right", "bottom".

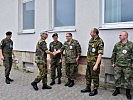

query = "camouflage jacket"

[
  {"left": 111, "top": 41, "right": 133, "bottom": 67},
  {"left": 49, "top": 41, "right": 62, "bottom": 61},
  {"left": 35, "top": 38, "right": 48, "bottom": 63},
  {"left": 61, "top": 39, "right": 81, "bottom": 63},
  {"left": 0, "top": 38, "right": 13, "bottom": 57},
  {"left": 87, "top": 36, "right": 104, "bottom": 65}
]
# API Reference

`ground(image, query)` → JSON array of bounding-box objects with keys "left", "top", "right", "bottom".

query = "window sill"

[
  {"left": 100, "top": 22, "right": 133, "bottom": 30},
  {"left": 48, "top": 27, "right": 76, "bottom": 33},
  {"left": 18, "top": 29, "right": 35, "bottom": 34}
]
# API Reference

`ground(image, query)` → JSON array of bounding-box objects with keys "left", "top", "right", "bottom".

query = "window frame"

[
  {"left": 18, "top": 0, "right": 35, "bottom": 34},
  {"left": 48, "top": 0, "right": 76, "bottom": 32},
  {"left": 101, "top": 0, "right": 133, "bottom": 29}
]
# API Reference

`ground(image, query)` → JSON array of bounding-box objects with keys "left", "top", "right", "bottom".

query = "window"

[
  {"left": 102, "top": 0, "right": 133, "bottom": 28},
  {"left": 18, "top": 0, "right": 35, "bottom": 34},
  {"left": 23, "top": 0, "right": 35, "bottom": 30},
  {"left": 49, "top": 0, "right": 75, "bottom": 32}
]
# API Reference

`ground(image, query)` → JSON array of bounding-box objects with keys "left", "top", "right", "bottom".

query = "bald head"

[{"left": 119, "top": 31, "right": 128, "bottom": 42}]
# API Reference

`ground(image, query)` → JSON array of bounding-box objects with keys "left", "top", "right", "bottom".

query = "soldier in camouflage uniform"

[
  {"left": 49, "top": 33, "right": 63, "bottom": 85},
  {"left": 81, "top": 28, "right": 104, "bottom": 96},
  {"left": 53, "top": 33, "right": 81, "bottom": 87},
  {"left": 111, "top": 31, "right": 133, "bottom": 99},
  {"left": 31, "top": 31, "right": 53, "bottom": 91},
  {"left": 0, "top": 31, "right": 15, "bottom": 84}
]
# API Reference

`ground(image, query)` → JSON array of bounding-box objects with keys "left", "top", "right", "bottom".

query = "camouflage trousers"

[
  {"left": 114, "top": 66, "right": 132, "bottom": 89},
  {"left": 3, "top": 57, "right": 12, "bottom": 78},
  {"left": 34, "top": 63, "right": 47, "bottom": 84},
  {"left": 86, "top": 62, "right": 100, "bottom": 89},
  {"left": 51, "top": 60, "right": 62, "bottom": 80},
  {"left": 65, "top": 63, "right": 78, "bottom": 80}
]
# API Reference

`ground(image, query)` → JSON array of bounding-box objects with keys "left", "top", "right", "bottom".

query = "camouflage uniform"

[
  {"left": 86, "top": 36, "right": 104, "bottom": 89},
  {"left": 0, "top": 38, "right": 13, "bottom": 78},
  {"left": 61, "top": 39, "right": 81, "bottom": 80},
  {"left": 34, "top": 38, "right": 48, "bottom": 84},
  {"left": 111, "top": 41, "right": 133, "bottom": 89},
  {"left": 49, "top": 41, "right": 62, "bottom": 80}
]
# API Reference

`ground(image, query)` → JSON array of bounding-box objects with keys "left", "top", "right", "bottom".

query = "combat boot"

[
  {"left": 112, "top": 87, "right": 120, "bottom": 96},
  {"left": 31, "top": 81, "right": 38, "bottom": 91},
  {"left": 89, "top": 89, "right": 98, "bottom": 96},
  {"left": 64, "top": 78, "right": 71, "bottom": 86},
  {"left": 42, "top": 84, "right": 52, "bottom": 89},
  {"left": 57, "top": 78, "right": 61, "bottom": 84},
  {"left": 81, "top": 86, "right": 91, "bottom": 93},
  {"left": 126, "top": 89, "right": 132, "bottom": 100},
  {"left": 50, "top": 80, "right": 55, "bottom": 86},
  {"left": 68, "top": 80, "right": 75, "bottom": 87},
  {"left": 5, "top": 78, "right": 10, "bottom": 84}
]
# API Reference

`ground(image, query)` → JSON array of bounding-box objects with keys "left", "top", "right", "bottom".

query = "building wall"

[{"left": 0, "top": 0, "right": 133, "bottom": 84}]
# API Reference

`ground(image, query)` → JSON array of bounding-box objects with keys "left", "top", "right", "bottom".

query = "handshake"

[{"left": 50, "top": 50, "right": 61, "bottom": 56}]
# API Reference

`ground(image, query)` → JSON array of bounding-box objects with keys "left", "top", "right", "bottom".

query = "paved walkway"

[{"left": 0, "top": 66, "right": 131, "bottom": 100}]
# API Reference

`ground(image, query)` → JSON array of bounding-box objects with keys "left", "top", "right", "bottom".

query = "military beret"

[{"left": 6, "top": 31, "right": 12, "bottom": 35}]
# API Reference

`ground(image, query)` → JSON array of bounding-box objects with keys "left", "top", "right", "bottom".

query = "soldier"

[
  {"left": 31, "top": 31, "right": 53, "bottom": 91},
  {"left": 111, "top": 31, "right": 133, "bottom": 99},
  {"left": 49, "top": 33, "right": 63, "bottom": 85},
  {"left": 0, "top": 31, "right": 15, "bottom": 84},
  {"left": 53, "top": 33, "right": 81, "bottom": 87},
  {"left": 81, "top": 28, "right": 104, "bottom": 96}
]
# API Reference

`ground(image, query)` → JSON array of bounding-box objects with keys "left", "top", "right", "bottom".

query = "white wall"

[{"left": 0, "top": 0, "right": 133, "bottom": 57}]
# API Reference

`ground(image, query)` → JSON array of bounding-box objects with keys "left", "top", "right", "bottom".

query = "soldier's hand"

[
  {"left": 93, "top": 65, "right": 98, "bottom": 71},
  {"left": 59, "top": 59, "right": 62, "bottom": 63},
  {"left": 112, "top": 64, "right": 116, "bottom": 68},
  {"left": 1, "top": 55, "right": 4, "bottom": 60},
  {"left": 53, "top": 51, "right": 57, "bottom": 56},
  {"left": 76, "top": 57, "right": 79, "bottom": 64}
]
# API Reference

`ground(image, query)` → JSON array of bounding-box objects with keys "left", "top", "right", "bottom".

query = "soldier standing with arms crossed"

[
  {"left": 81, "top": 28, "right": 104, "bottom": 96},
  {"left": 111, "top": 31, "right": 133, "bottom": 99},
  {"left": 0, "top": 31, "right": 15, "bottom": 84},
  {"left": 53, "top": 33, "right": 81, "bottom": 87},
  {"left": 31, "top": 31, "right": 53, "bottom": 91}
]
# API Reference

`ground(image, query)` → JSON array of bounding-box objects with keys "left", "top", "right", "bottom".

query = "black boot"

[
  {"left": 89, "top": 89, "right": 98, "bottom": 96},
  {"left": 81, "top": 86, "right": 91, "bottom": 93},
  {"left": 126, "top": 89, "right": 132, "bottom": 100},
  {"left": 50, "top": 80, "right": 55, "bottom": 86},
  {"left": 112, "top": 87, "right": 120, "bottom": 96},
  {"left": 5, "top": 78, "right": 10, "bottom": 84},
  {"left": 64, "top": 78, "right": 71, "bottom": 86},
  {"left": 68, "top": 80, "right": 75, "bottom": 87},
  {"left": 31, "top": 81, "right": 38, "bottom": 91},
  {"left": 57, "top": 78, "right": 61, "bottom": 84},
  {"left": 42, "top": 84, "right": 52, "bottom": 89},
  {"left": 7, "top": 77, "right": 14, "bottom": 82}
]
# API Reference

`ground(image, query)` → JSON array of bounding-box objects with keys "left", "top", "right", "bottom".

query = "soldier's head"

[
  {"left": 119, "top": 31, "right": 128, "bottom": 41},
  {"left": 66, "top": 33, "right": 72, "bottom": 42},
  {"left": 40, "top": 31, "right": 48, "bottom": 39},
  {"left": 90, "top": 28, "right": 99, "bottom": 38},
  {"left": 6, "top": 31, "right": 12, "bottom": 39},
  {"left": 52, "top": 33, "right": 58, "bottom": 41}
]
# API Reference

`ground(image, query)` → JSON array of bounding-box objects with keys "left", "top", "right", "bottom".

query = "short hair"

[
  {"left": 121, "top": 31, "right": 128, "bottom": 37},
  {"left": 66, "top": 33, "right": 72, "bottom": 37},
  {"left": 52, "top": 33, "right": 58, "bottom": 37},
  {"left": 40, "top": 31, "right": 48, "bottom": 35},
  {"left": 6, "top": 31, "right": 12, "bottom": 35},
  {"left": 93, "top": 28, "right": 99, "bottom": 35}
]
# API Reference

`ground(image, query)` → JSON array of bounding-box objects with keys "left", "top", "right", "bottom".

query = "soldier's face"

[
  {"left": 41, "top": 34, "right": 48, "bottom": 39},
  {"left": 53, "top": 36, "right": 58, "bottom": 41},
  {"left": 66, "top": 35, "right": 72, "bottom": 41},
  {"left": 90, "top": 30, "right": 95, "bottom": 38},
  {"left": 6, "top": 35, "right": 12, "bottom": 39},
  {"left": 119, "top": 32, "right": 127, "bottom": 41}
]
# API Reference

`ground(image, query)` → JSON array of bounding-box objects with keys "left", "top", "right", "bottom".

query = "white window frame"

[
  {"left": 48, "top": 0, "right": 76, "bottom": 32},
  {"left": 18, "top": 0, "right": 35, "bottom": 34},
  {"left": 101, "top": 0, "right": 133, "bottom": 29}
]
